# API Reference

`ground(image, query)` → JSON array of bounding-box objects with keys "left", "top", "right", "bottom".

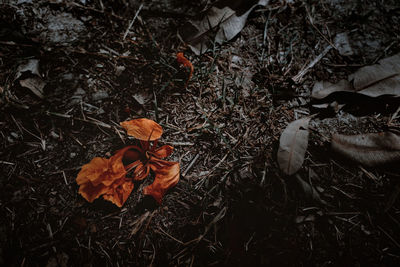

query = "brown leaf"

[
  {"left": 19, "top": 77, "right": 46, "bottom": 99},
  {"left": 178, "top": 0, "right": 269, "bottom": 55},
  {"left": 357, "top": 75, "right": 400, "bottom": 97},
  {"left": 331, "top": 131, "right": 400, "bottom": 167},
  {"left": 277, "top": 117, "right": 311, "bottom": 175},
  {"left": 311, "top": 79, "right": 353, "bottom": 99},
  {"left": 311, "top": 53, "right": 400, "bottom": 99},
  {"left": 350, "top": 53, "right": 400, "bottom": 90}
]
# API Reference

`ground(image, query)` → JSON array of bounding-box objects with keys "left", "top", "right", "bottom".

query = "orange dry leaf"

[
  {"left": 144, "top": 158, "right": 180, "bottom": 204},
  {"left": 76, "top": 146, "right": 135, "bottom": 207},
  {"left": 176, "top": 52, "right": 194, "bottom": 87},
  {"left": 120, "top": 118, "right": 163, "bottom": 141},
  {"left": 76, "top": 118, "right": 180, "bottom": 207}
]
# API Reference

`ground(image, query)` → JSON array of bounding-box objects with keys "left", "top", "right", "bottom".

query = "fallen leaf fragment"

[
  {"left": 14, "top": 59, "right": 46, "bottom": 99},
  {"left": 144, "top": 158, "right": 180, "bottom": 204},
  {"left": 354, "top": 75, "right": 400, "bottom": 98},
  {"left": 76, "top": 149, "right": 134, "bottom": 207},
  {"left": 177, "top": 52, "right": 194, "bottom": 87},
  {"left": 350, "top": 53, "right": 400, "bottom": 90},
  {"left": 178, "top": 0, "right": 269, "bottom": 55},
  {"left": 311, "top": 80, "right": 353, "bottom": 99},
  {"left": 331, "top": 131, "right": 400, "bottom": 167},
  {"left": 311, "top": 53, "right": 400, "bottom": 100},
  {"left": 103, "top": 179, "right": 135, "bottom": 208},
  {"left": 19, "top": 77, "right": 46, "bottom": 99},
  {"left": 277, "top": 117, "right": 311, "bottom": 175},
  {"left": 120, "top": 118, "right": 163, "bottom": 141},
  {"left": 16, "top": 59, "right": 41, "bottom": 79}
]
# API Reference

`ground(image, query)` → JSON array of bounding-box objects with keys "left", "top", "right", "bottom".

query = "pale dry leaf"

[
  {"left": 357, "top": 75, "right": 400, "bottom": 97},
  {"left": 350, "top": 53, "right": 400, "bottom": 90},
  {"left": 277, "top": 117, "right": 311, "bottom": 175},
  {"left": 19, "top": 77, "right": 46, "bottom": 99},
  {"left": 331, "top": 131, "right": 400, "bottom": 167},
  {"left": 311, "top": 53, "right": 400, "bottom": 100},
  {"left": 311, "top": 79, "right": 353, "bottom": 99},
  {"left": 16, "top": 59, "right": 41, "bottom": 80},
  {"left": 178, "top": 0, "right": 269, "bottom": 55},
  {"left": 379, "top": 53, "right": 400, "bottom": 72}
]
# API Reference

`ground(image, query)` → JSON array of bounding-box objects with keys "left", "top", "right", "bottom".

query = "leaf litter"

[
  {"left": 1, "top": 0, "right": 400, "bottom": 266},
  {"left": 312, "top": 53, "right": 400, "bottom": 99},
  {"left": 332, "top": 131, "right": 400, "bottom": 167},
  {"left": 277, "top": 117, "right": 311, "bottom": 175},
  {"left": 178, "top": 0, "right": 269, "bottom": 55}
]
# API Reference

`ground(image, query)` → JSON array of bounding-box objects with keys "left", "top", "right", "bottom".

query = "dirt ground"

[{"left": 1, "top": 0, "right": 400, "bottom": 266}]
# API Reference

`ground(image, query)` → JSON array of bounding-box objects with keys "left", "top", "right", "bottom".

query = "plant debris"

[
  {"left": 312, "top": 53, "right": 400, "bottom": 99},
  {"left": 178, "top": 0, "right": 269, "bottom": 54},
  {"left": 277, "top": 117, "right": 311, "bottom": 175},
  {"left": 1, "top": 0, "right": 400, "bottom": 266},
  {"left": 176, "top": 52, "right": 194, "bottom": 88},
  {"left": 331, "top": 131, "right": 400, "bottom": 167},
  {"left": 76, "top": 118, "right": 179, "bottom": 207}
]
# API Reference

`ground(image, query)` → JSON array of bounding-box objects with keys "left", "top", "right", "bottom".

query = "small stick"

[
  {"left": 388, "top": 105, "right": 400, "bottom": 125},
  {"left": 46, "top": 111, "right": 113, "bottom": 129},
  {"left": 156, "top": 227, "right": 184, "bottom": 244},
  {"left": 183, "top": 154, "right": 199, "bottom": 177},
  {"left": 114, "top": 126, "right": 125, "bottom": 144},
  {"left": 0, "top": 160, "right": 15, "bottom": 165},
  {"left": 161, "top": 141, "right": 194, "bottom": 146},
  {"left": 305, "top": 5, "right": 336, "bottom": 49},
  {"left": 123, "top": 4, "right": 144, "bottom": 40},
  {"left": 62, "top": 171, "right": 68, "bottom": 185},
  {"left": 378, "top": 225, "right": 400, "bottom": 249},
  {"left": 292, "top": 45, "right": 332, "bottom": 83}
]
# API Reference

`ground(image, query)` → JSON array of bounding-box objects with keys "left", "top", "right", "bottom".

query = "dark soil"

[{"left": 1, "top": 0, "right": 400, "bottom": 266}]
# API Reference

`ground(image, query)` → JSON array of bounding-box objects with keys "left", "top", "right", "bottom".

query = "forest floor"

[{"left": 1, "top": 0, "right": 400, "bottom": 266}]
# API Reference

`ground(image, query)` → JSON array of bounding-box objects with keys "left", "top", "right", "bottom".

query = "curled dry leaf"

[
  {"left": 15, "top": 59, "right": 46, "bottom": 99},
  {"left": 120, "top": 118, "right": 163, "bottom": 141},
  {"left": 312, "top": 53, "right": 400, "bottom": 99},
  {"left": 178, "top": 0, "right": 269, "bottom": 55},
  {"left": 331, "top": 131, "right": 400, "bottom": 167},
  {"left": 177, "top": 52, "right": 194, "bottom": 88},
  {"left": 125, "top": 143, "right": 175, "bottom": 182},
  {"left": 76, "top": 146, "right": 135, "bottom": 207},
  {"left": 144, "top": 158, "right": 180, "bottom": 204},
  {"left": 77, "top": 118, "right": 180, "bottom": 207},
  {"left": 19, "top": 77, "right": 45, "bottom": 99},
  {"left": 277, "top": 117, "right": 311, "bottom": 175},
  {"left": 16, "top": 59, "right": 41, "bottom": 79}
]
